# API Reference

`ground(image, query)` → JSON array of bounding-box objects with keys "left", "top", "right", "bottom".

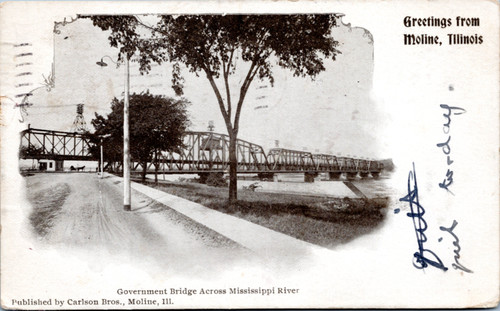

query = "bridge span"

[{"left": 19, "top": 128, "right": 383, "bottom": 180}]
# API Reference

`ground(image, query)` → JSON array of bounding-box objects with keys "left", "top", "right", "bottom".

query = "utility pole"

[
  {"left": 100, "top": 138, "right": 104, "bottom": 179},
  {"left": 123, "top": 57, "right": 131, "bottom": 211},
  {"left": 96, "top": 55, "right": 131, "bottom": 211},
  {"left": 96, "top": 54, "right": 131, "bottom": 211}
]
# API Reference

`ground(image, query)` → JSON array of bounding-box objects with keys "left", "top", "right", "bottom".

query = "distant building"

[{"left": 38, "top": 159, "right": 64, "bottom": 172}]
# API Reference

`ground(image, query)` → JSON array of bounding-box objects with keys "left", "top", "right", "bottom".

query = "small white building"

[{"left": 38, "top": 159, "right": 64, "bottom": 172}]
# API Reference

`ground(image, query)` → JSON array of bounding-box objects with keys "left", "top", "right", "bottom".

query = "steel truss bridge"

[
  {"left": 20, "top": 128, "right": 383, "bottom": 179},
  {"left": 20, "top": 127, "right": 93, "bottom": 161}
]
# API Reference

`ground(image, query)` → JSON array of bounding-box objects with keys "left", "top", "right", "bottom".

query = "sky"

[{"left": 22, "top": 15, "right": 385, "bottom": 159}]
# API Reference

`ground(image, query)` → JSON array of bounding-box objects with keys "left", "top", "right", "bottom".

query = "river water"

[{"left": 147, "top": 171, "right": 398, "bottom": 200}]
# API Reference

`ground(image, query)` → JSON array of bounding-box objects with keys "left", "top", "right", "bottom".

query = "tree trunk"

[
  {"left": 154, "top": 149, "right": 158, "bottom": 184},
  {"left": 228, "top": 134, "right": 238, "bottom": 205},
  {"left": 142, "top": 160, "right": 147, "bottom": 182}
]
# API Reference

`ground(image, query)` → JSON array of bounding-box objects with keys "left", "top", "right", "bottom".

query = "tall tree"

[
  {"left": 86, "top": 14, "right": 340, "bottom": 204},
  {"left": 91, "top": 92, "right": 189, "bottom": 181}
]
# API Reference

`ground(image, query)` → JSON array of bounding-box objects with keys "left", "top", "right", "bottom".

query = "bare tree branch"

[
  {"left": 226, "top": 49, "right": 234, "bottom": 74},
  {"left": 222, "top": 55, "right": 232, "bottom": 118},
  {"left": 202, "top": 64, "right": 232, "bottom": 132},
  {"left": 233, "top": 61, "right": 259, "bottom": 134},
  {"left": 134, "top": 16, "right": 160, "bottom": 34}
]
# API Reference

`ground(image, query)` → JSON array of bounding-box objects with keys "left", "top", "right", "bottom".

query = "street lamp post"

[
  {"left": 123, "top": 57, "right": 131, "bottom": 211},
  {"left": 100, "top": 138, "right": 104, "bottom": 179},
  {"left": 97, "top": 55, "right": 131, "bottom": 211}
]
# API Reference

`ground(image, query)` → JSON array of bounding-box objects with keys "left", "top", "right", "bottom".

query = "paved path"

[{"left": 113, "top": 176, "right": 325, "bottom": 260}]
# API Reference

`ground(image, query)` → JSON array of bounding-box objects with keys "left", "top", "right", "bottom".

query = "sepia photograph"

[{"left": 1, "top": 1, "right": 498, "bottom": 309}]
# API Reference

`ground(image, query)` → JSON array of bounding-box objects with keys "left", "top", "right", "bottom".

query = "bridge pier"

[
  {"left": 198, "top": 173, "right": 209, "bottom": 184},
  {"left": 304, "top": 172, "right": 318, "bottom": 183},
  {"left": 360, "top": 172, "right": 370, "bottom": 178},
  {"left": 328, "top": 172, "right": 342, "bottom": 180},
  {"left": 371, "top": 172, "right": 381, "bottom": 179},
  {"left": 347, "top": 172, "right": 358, "bottom": 180}
]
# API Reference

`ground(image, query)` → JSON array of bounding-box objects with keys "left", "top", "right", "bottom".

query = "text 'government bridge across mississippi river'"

[{"left": 19, "top": 127, "right": 384, "bottom": 182}]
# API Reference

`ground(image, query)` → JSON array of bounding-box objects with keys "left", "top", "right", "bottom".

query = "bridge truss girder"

[
  {"left": 149, "top": 131, "right": 270, "bottom": 173},
  {"left": 19, "top": 128, "right": 384, "bottom": 175},
  {"left": 20, "top": 127, "right": 93, "bottom": 161}
]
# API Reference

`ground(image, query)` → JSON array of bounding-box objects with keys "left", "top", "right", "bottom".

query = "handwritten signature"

[
  {"left": 439, "top": 220, "right": 473, "bottom": 273},
  {"left": 399, "top": 163, "right": 448, "bottom": 271},
  {"left": 437, "top": 104, "right": 466, "bottom": 194}
]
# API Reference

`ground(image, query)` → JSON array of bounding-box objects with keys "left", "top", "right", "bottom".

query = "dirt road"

[{"left": 24, "top": 173, "right": 256, "bottom": 277}]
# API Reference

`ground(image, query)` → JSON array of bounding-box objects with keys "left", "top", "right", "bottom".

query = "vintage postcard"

[{"left": 1, "top": 0, "right": 498, "bottom": 309}]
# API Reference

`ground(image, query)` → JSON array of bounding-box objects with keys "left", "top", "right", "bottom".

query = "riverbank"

[{"left": 142, "top": 180, "right": 388, "bottom": 248}]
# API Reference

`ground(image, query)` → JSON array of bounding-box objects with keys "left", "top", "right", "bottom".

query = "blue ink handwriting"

[
  {"left": 437, "top": 104, "right": 466, "bottom": 194},
  {"left": 399, "top": 163, "right": 448, "bottom": 271},
  {"left": 439, "top": 220, "right": 473, "bottom": 273}
]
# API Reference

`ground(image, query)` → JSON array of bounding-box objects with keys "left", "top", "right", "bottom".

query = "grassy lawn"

[{"left": 142, "top": 180, "right": 388, "bottom": 248}]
